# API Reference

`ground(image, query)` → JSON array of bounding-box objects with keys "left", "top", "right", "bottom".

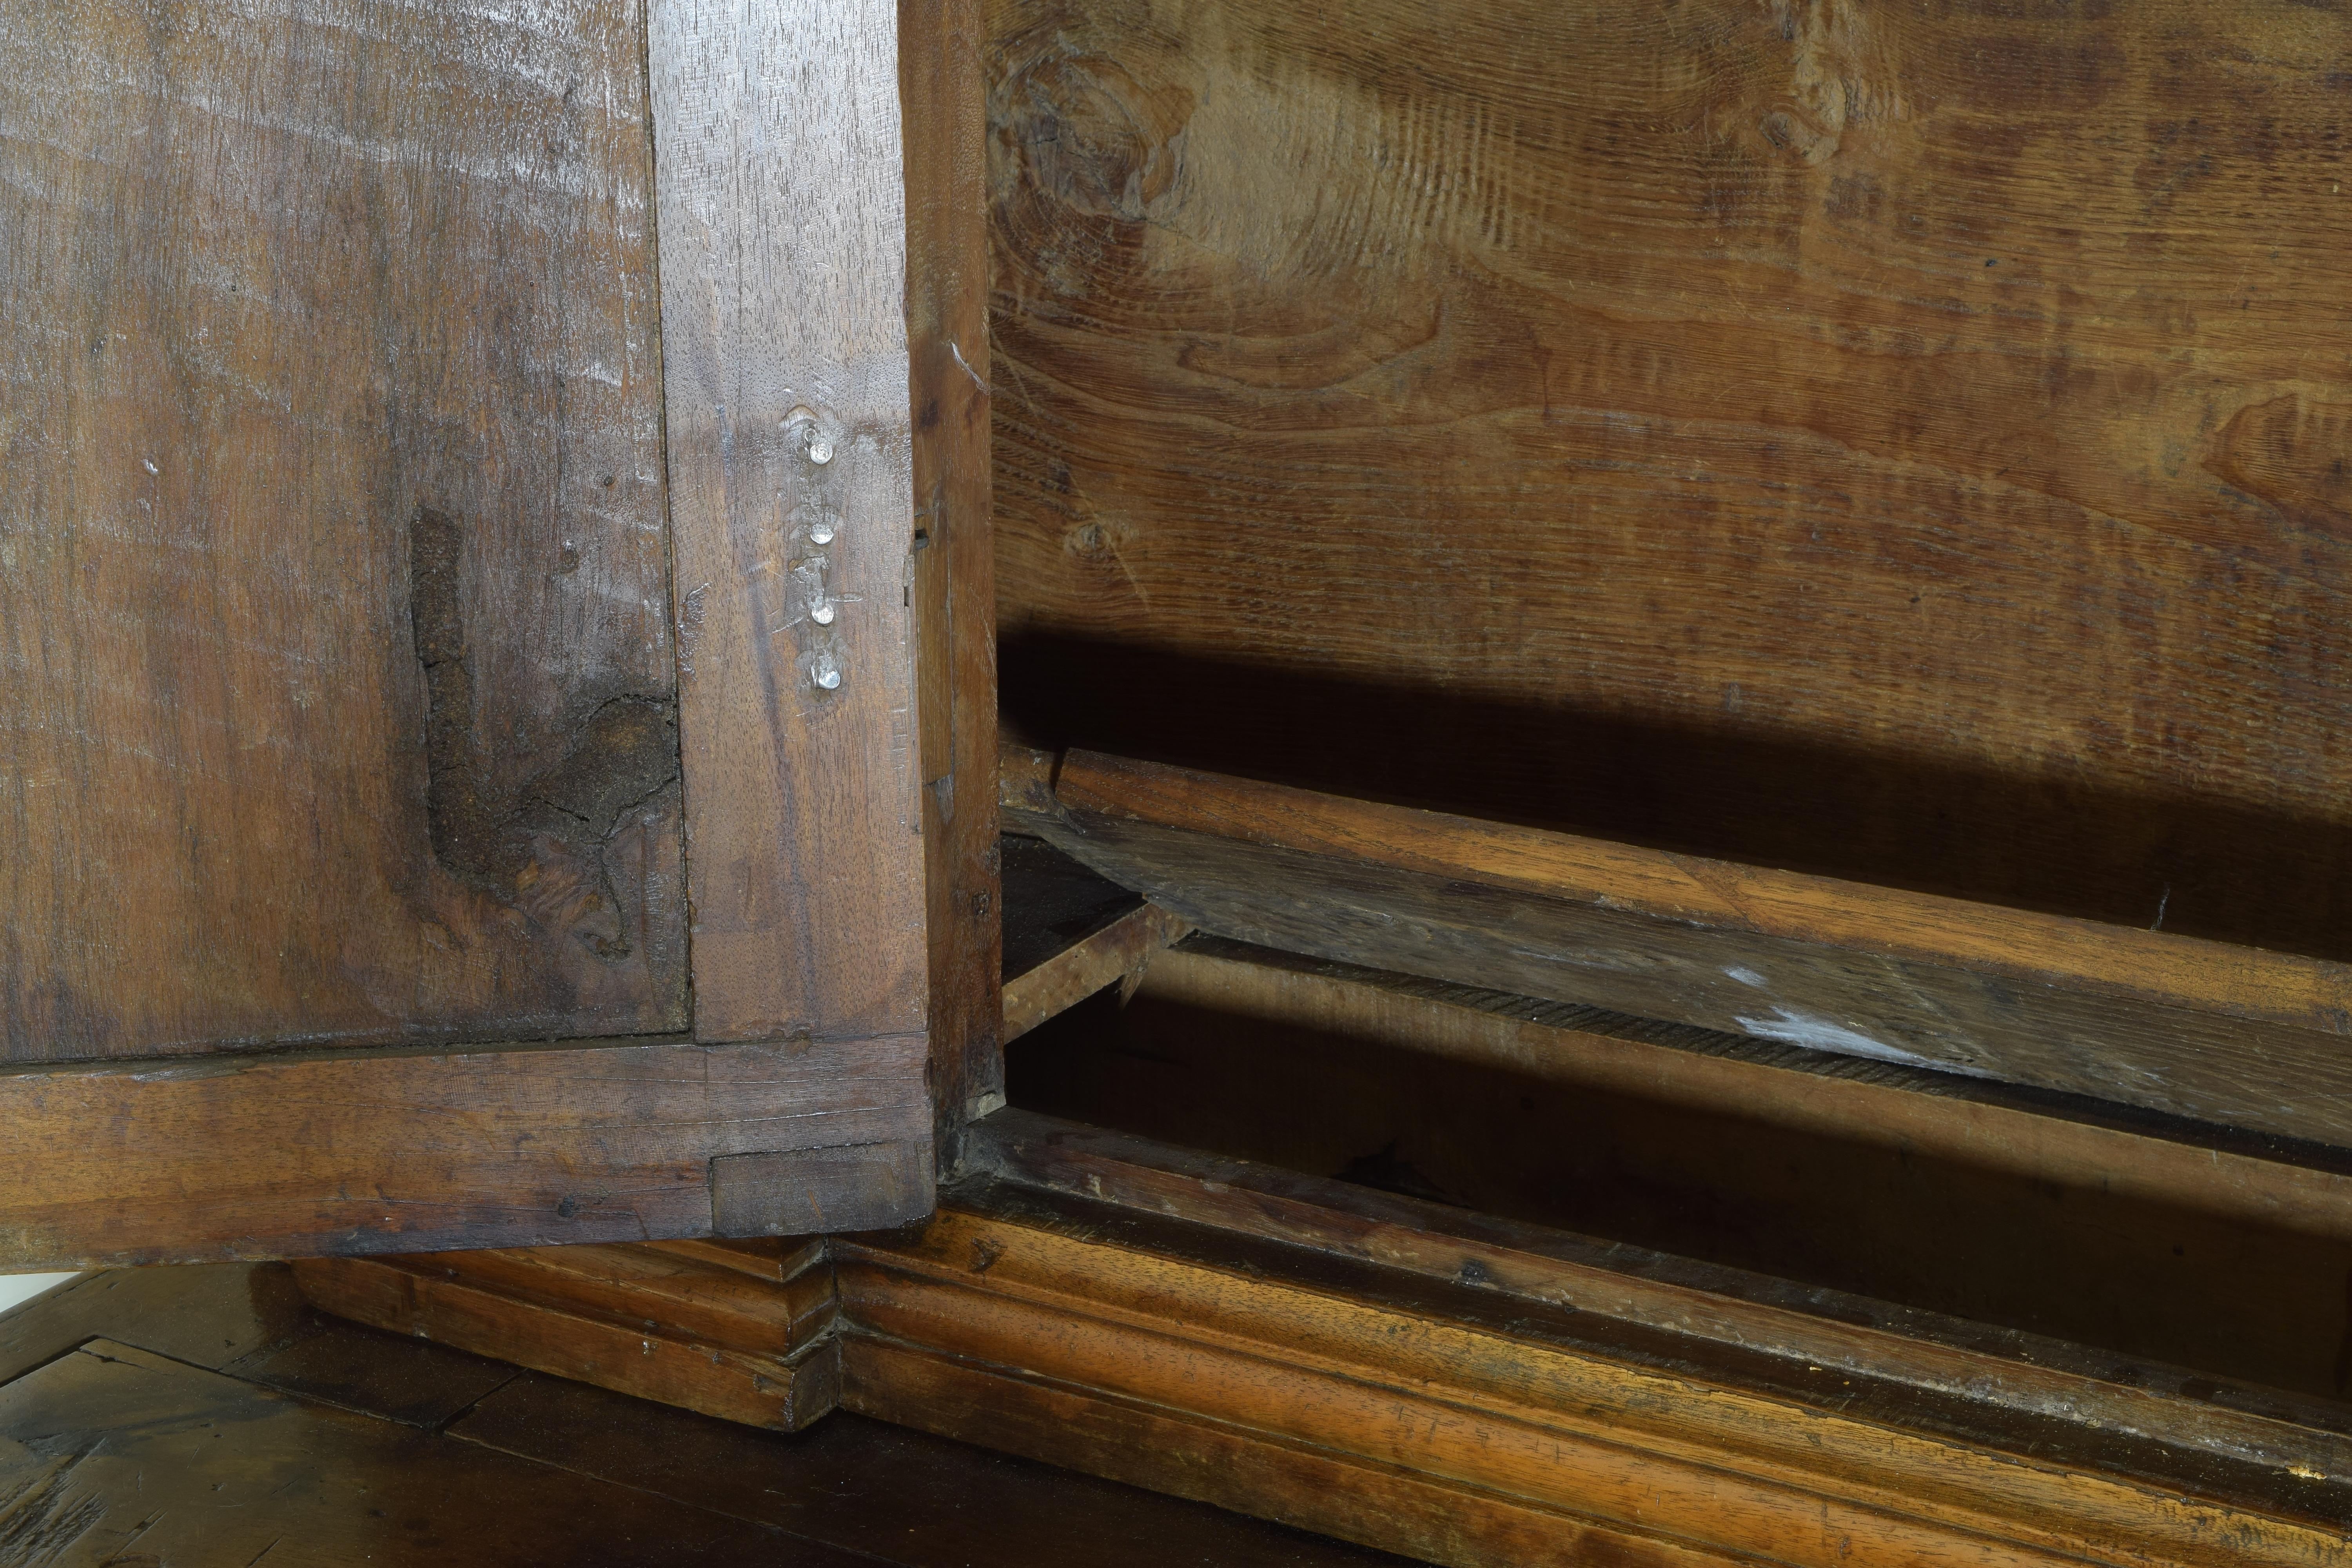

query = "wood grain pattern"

[
  {"left": 1, "top": 1262, "right": 1410, "bottom": 1567},
  {"left": 971, "top": 1107, "right": 2352, "bottom": 1448},
  {"left": 651, "top": 0, "right": 928, "bottom": 1045},
  {"left": 711, "top": 1140, "right": 938, "bottom": 1235},
  {"left": 843, "top": 1337, "right": 1738, "bottom": 1568},
  {"left": 0, "top": 1262, "right": 314, "bottom": 1387},
  {"left": 0, "top": 0, "right": 683, "bottom": 1062},
  {"left": 1020, "top": 750, "right": 2352, "bottom": 1146},
  {"left": 986, "top": 0, "right": 2352, "bottom": 964},
  {"left": 0, "top": 1034, "right": 929, "bottom": 1269},
  {"left": 902, "top": 0, "right": 1006, "bottom": 1152},
  {"left": 837, "top": 1163, "right": 2352, "bottom": 1567}
]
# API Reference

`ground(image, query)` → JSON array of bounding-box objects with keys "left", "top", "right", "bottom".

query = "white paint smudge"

[
  {"left": 1724, "top": 966, "right": 1768, "bottom": 988},
  {"left": 1733, "top": 1007, "right": 1993, "bottom": 1078}
]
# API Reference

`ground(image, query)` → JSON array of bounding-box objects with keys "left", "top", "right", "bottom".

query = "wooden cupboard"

[
  {"left": 9, "top": 0, "right": 2352, "bottom": 1559},
  {"left": 0, "top": 0, "right": 993, "bottom": 1262}
]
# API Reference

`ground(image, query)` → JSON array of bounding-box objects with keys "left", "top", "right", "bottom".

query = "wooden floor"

[{"left": 0, "top": 1265, "right": 1419, "bottom": 1566}]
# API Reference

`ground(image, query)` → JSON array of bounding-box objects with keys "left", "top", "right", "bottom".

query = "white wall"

[{"left": 0, "top": 1272, "right": 78, "bottom": 1314}]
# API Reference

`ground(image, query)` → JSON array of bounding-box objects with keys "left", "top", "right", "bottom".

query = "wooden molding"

[
  {"left": 1004, "top": 747, "right": 2352, "bottom": 1148},
  {"left": 301, "top": 1110, "right": 2352, "bottom": 1566},
  {"left": 296, "top": 1237, "right": 842, "bottom": 1433},
  {"left": 1127, "top": 938, "right": 2352, "bottom": 1248}
]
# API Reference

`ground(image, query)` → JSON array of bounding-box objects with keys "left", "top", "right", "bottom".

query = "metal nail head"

[
  {"left": 811, "top": 602, "right": 836, "bottom": 625},
  {"left": 807, "top": 435, "right": 834, "bottom": 465}
]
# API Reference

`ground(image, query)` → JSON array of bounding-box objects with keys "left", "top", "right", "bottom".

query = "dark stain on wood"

[
  {"left": 0, "top": 0, "right": 685, "bottom": 1060},
  {"left": 408, "top": 508, "right": 682, "bottom": 965}
]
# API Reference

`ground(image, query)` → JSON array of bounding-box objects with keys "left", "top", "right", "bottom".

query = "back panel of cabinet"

[{"left": 987, "top": 0, "right": 2352, "bottom": 962}]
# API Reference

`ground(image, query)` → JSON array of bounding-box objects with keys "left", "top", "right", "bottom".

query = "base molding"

[
  {"left": 299, "top": 1111, "right": 2352, "bottom": 1567},
  {"left": 294, "top": 1236, "right": 839, "bottom": 1432}
]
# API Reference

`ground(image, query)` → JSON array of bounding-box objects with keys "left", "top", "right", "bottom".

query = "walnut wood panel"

[
  {"left": 903, "top": 0, "right": 1007, "bottom": 1153},
  {"left": 1014, "top": 749, "right": 2352, "bottom": 1146},
  {"left": 652, "top": 0, "right": 929, "bottom": 1045},
  {"left": 0, "top": 1034, "right": 929, "bottom": 1269},
  {"left": 0, "top": 0, "right": 682, "bottom": 1062},
  {"left": 986, "top": 0, "right": 2352, "bottom": 965}
]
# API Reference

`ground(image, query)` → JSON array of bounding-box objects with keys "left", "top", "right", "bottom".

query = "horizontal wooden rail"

[
  {"left": 0, "top": 1035, "right": 933, "bottom": 1267},
  {"left": 1002, "top": 745, "right": 2352, "bottom": 1148}
]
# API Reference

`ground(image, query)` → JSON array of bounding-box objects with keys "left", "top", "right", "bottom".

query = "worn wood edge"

[
  {"left": 838, "top": 1334, "right": 1744, "bottom": 1568},
  {"left": 292, "top": 1254, "right": 840, "bottom": 1433},
  {"left": 1143, "top": 940, "right": 2352, "bottom": 1244},
  {"left": 643, "top": 1235, "right": 831, "bottom": 1287},
  {"left": 1051, "top": 750, "right": 2352, "bottom": 1036},
  {"left": 0, "top": 1033, "right": 931, "bottom": 1269},
  {"left": 966, "top": 1109, "right": 2352, "bottom": 1466},
  {"left": 833, "top": 1229, "right": 2342, "bottom": 1568},
  {"left": 1002, "top": 901, "right": 1193, "bottom": 1042},
  {"left": 903, "top": 0, "right": 1004, "bottom": 1162}
]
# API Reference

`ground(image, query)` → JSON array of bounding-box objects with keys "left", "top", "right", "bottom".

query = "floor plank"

[
  {"left": 2, "top": 1260, "right": 1427, "bottom": 1565},
  {"left": 450, "top": 1368, "right": 1421, "bottom": 1568},
  {"left": 0, "top": 1341, "right": 862, "bottom": 1566}
]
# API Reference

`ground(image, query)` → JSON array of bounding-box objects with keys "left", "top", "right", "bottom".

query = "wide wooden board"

[
  {"left": 987, "top": 0, "right": 2352, "bottom": 964},
  {"left": 0, "top": 0, "right": 684, "bottom": 1062}
]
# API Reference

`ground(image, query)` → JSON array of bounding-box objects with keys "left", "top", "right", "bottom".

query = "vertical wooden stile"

[
  {"left": 900, "top": 0, "right": 1004, "bottom": 1161},
  {"left": 649, "top": 0, "right": 930, "bottom": 1048}
]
